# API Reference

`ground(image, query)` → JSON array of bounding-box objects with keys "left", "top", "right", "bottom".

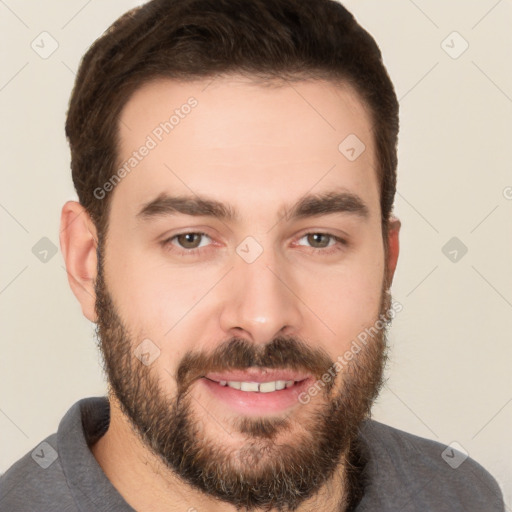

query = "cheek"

[
  {"left": 111, "top": 260, "right": 206, "bottom": 337},
  {"left": 304, "top": 245, "right": 385, "bottom": 355},
  {"left": 102, "top": 236, "right": 197, "bottom": 338},
  {"left": 104, "top": 252, "right": 205, "bottom": 383}
]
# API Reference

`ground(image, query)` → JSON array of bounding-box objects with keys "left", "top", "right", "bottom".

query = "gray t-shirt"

[{"left": 0, "top": 396, "right": 505, "bottom": 511}]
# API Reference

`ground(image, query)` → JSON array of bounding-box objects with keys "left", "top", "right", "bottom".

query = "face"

[{"left": 93, "top": 76, "right": 398, "bottom": 511}]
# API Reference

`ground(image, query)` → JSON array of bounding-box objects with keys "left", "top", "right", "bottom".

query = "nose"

[{"left": 218, "top": 246, "right": 304, "bottom": 346}]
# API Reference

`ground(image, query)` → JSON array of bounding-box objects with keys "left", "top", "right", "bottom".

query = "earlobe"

[
  {"left": 59, "top": 201, "right": 99, "bottom": 323},
  {"left": 386, "top": 216, "right": 401, "bottom": 287}
]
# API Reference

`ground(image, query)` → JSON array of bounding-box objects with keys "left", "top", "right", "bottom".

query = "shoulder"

[
  {"left": 0, "top": 397, "right": 110, "bottom": 512},
  {"left": 0, "top": 433, "right": 78, "bottom": 512},
  {"left": 357, "top": 419, "right": 505, "bottom": 511}
]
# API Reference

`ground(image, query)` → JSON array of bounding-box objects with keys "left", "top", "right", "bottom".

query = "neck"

[{"left": 90, "top": 396, "right": 360, "bottom": 512}]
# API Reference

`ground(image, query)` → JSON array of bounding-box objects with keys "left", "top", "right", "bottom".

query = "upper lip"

[{"left": 204, "top": 369, "right": 312, "bottom": 383}]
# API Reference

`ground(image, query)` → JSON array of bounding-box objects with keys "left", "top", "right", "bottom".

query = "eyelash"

[{"left": 161, "top": 231, "right": 348, "bottom": 257}]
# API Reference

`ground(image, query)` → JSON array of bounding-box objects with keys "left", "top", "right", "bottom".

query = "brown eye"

[
  {"left": 175, "top": 233, "right": 204, "bottom": 249},
  {"left": 295, "top": 232, "right": 347, "bottom": 255},
  {"left": 162, "top": 232, "right": 213, "bottom": 255},
  {"left": 306, "top": 233, "right": 332, "bottom": 248}
]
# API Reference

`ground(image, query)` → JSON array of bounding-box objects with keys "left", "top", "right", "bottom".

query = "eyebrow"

[{"left": 136, "top": 190, "right": 369, "bottom": 223}]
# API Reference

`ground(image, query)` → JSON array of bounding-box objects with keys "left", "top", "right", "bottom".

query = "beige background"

[{"left": 1, "top": 0, "right": 511, "bottom": 505}]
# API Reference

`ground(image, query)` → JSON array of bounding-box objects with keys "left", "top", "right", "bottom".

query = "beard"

[{"left": 93, "top": 244, "right": 392, "bottom": 512}]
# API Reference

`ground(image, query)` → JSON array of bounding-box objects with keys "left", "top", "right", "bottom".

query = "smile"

[{"left": 204, "top": 378, "right": 302, "bottom": 393}]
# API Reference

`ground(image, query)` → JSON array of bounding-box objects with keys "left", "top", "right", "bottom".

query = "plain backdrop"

[{"left": 1, "top": 0, "right": 511, "bottom": 505}]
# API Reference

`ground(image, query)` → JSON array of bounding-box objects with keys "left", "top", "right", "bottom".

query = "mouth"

[{"left": 199, "top": 370, "right": 314, "bottom": 415}]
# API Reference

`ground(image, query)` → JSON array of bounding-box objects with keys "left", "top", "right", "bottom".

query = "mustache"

[{"left": 175, "top": 336, "right": 335, "bottom": 395}]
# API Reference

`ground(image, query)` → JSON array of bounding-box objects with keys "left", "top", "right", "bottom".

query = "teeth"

[
  {"left": 240, "top": 381, "right": 259, "bottom": 392},
  {"left": 222, "top": 380, "right": 296, "bottom": 392},
  {"left": 259, "top": 381, "right": 277, "bottom": 393}
]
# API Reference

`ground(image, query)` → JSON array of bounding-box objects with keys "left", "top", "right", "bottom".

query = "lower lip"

[{"left": 199, "top": 377, "right": 313, "bottom": 416}]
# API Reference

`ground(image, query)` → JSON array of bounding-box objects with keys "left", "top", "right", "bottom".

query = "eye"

[
  {"left": 295, "top": 233, "right": 347, "bottom": 254},
  {"left": 161, "top": 231, "right": 348, "bottom": 257},
  {"left": 162, "top": 232, "right": 213, "bottom": 255}
]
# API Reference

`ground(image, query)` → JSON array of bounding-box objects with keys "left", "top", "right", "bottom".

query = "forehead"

[{"left": 112, "top": 75, "right": 379, "bottom": 221}]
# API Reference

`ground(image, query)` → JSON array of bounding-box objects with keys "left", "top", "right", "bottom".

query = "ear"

[
  {"left": 385, "top": 216, "right": 401, "bottom": 287},
  {"left": 59, "top": 201, "right": 99, "bottom": 323}
]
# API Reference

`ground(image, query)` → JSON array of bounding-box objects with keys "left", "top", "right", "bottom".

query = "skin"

[{"left": 60, "top": 75, "right": 400, "bottom": 512}]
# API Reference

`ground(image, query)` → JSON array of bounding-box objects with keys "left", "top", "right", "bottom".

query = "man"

[{"left": 0, "top": 0, "right": 505, "bottom": 510}]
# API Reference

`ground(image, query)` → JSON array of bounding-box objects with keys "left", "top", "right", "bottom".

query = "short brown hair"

[{"left": 65, "top": 0, "right": 399, "bottom": 239}]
